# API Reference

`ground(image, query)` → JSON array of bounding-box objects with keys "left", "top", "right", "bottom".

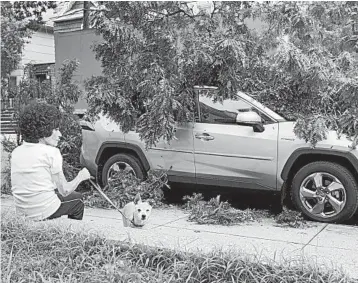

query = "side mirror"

[
  {"left": 236, "top": 111, "right": 265, "bottom": 133},
  {"left": 253, "top": 123, "right": 265, "bottom": 133},
  {"left": 79, "top": 120, "right": 95, "bottom": 131}
]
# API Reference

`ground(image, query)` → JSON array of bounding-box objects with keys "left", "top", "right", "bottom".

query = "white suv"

[{"left": 80, "top": 87, "right": 358, "bottom": 223}]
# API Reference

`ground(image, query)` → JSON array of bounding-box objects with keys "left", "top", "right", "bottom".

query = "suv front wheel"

[
  {"left": 291, "top": 161, "right": 358, "bottom": 223},
  {"left": 102, "top": 153, "right": 146, "bottom": 187}
]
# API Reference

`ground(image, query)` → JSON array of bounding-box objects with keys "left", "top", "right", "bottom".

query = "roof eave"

[{"left": 53, "top": 14, "right": 83, "bottom": 23}]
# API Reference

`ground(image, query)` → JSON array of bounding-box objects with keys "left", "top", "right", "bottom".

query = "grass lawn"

[{"left": 2, "top": 212, "right": 356, "bottom": 283}]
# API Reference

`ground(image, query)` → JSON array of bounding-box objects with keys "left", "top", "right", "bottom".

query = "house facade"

[
  {"left": 2, "top": 24, "right": 55, "bottom": 111},
  {"left": 10, "top": 25, "right": 55, "bottom": 91},
  {"left": 53, "top": 1, "right": 102, "bottom": 113},
  {"left": 1, "top": 10, "right": 56, "bottom": 134}
]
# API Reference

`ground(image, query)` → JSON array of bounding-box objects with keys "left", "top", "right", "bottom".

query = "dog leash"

[{"left": 88, "top": 178, "right": 140, "bottom": 227}]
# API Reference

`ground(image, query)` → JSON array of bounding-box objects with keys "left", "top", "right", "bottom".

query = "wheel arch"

[
  {"left": 95, "top": 142, "right": 150, "bottom": 184},
  {"left": 280, "top": 149, "right": 358, "bottom": 206}
]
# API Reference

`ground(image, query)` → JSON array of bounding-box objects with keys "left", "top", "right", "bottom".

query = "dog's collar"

[{"left": 131, "top": 218, "right": 145, "bottom": 228}]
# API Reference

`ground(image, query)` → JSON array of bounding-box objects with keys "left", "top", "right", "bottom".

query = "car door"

[
  {"left": 147, "top": 122, "right": 196, "bottom": 183},
  {"left": 193, "top": 93, "right": 279, "bottom": 191},
  {"left": 125, "top": 122, "right": 196, "bottom": 183}
]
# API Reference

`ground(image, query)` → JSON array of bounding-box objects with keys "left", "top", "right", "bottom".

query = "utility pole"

[{"left": 83, "top": 1, "right": 90, "bottom": 29}]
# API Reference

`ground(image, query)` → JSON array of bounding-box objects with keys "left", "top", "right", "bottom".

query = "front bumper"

[{"left": 80, "top": 148, "right": 98, "bottom": 179}]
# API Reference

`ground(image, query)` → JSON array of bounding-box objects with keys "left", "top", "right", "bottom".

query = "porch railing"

[{"left": 1, "top": 98, "right": 15, "bottom": 111}]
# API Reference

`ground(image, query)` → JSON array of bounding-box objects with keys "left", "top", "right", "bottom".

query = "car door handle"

[{"left": 195, "top": 133, "right": 215, "bottom": 141}]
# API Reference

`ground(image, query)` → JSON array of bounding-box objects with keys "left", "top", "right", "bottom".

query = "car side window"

[
  {"left": 198, "top": 96, "right": 242, "bottom": 124},
  {"left": 193, "top": 90, "right": 275, "bottom": 125},
  {"left": 198, "top": 93, "right": 273, "bottom": 125}
]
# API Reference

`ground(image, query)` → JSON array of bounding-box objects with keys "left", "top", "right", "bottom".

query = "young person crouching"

[{"left": 11, "top": 102, "right": 91, "bottom": 221}]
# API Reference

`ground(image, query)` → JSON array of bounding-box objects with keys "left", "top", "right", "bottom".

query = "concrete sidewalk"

[{"left": 1, "top": 195, "right": 358, "bottom": 279}]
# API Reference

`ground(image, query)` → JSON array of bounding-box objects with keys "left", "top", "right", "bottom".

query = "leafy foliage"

[
  {"left": 183, "top": 193, "right": 270, "bottom": 225},
  {"left": 254, "top": 2, "right": 358, "bottom": 144},
  {"left": 183, "top": 193, "right": 315, "bottom": 229},
  {"left": 86, "top": 1, "right": 358, "bottom": 147},
  {"left": 0, "top": 165, "right": 12, "bottom": 195},
  {"left": 0, "top": 136, "right": 17, "bottom": 195},
  {"left": 86, "top": 1, "right": 258, "bottom": 147},
  {"left": 45, "top": 60, "right": 84, "bottom": 180},
  {"left": 0, "top": 135, "right": 17, "bottom": 153},
  {"left": 293, "top": 115, "right": 329, "bottom": 147},
  {"left": 0, "top": 1, "right": 56, "bottom": 80},
  {"left": 274, "top": 207, "right": 308, "bottom": 228},
  {"left": 84, "top": 170, "right": 170, "bottom": 209},
  {"left": 45, "top": 60, "right": 82, "bottom": 112},
  {"left": 58, "top": 112, "right": 83, "bottom": 181},
  {"left": 10, "top": 1, "right": 57, "bottom": 23},
  {"left": 1, "top": 3, "right": 31, "bottom": 80}
]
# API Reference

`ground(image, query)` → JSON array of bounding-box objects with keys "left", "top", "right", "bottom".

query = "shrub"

[
  {"left": 58, "top": 112, "right": 83, "bottom": 181},
  {"left": 0, "top": 136, "right": 17, "bottom": 195}
]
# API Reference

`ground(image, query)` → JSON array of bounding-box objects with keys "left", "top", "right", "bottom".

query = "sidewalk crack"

[{"left": 151, "top": 215, "right": 188, "bottom": 229}]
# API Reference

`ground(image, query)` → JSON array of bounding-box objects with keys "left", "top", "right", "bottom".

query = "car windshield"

[{"left": 236, "top": 91, "right": 286, "bottom": 122}]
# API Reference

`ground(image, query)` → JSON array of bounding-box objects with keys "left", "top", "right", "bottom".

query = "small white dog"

[{"left": 122, "top": 193, "right": 152, "bottom": 228}]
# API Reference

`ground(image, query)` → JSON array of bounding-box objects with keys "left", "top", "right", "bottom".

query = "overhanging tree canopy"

[{"left": 86, "top": 1, "right": 358, "bottom": 148}]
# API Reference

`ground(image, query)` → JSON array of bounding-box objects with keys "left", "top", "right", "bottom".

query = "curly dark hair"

[{"left": 19, "top": 102, "right": 62, "bottom": 143}]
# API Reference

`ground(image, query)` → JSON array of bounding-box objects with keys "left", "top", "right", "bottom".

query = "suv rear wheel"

[
  {"left": 291, "top": 161, "right": 358, "bottom": 223},
  {"left": 102, "top": 153, "right": 146, "bottom": 187}
]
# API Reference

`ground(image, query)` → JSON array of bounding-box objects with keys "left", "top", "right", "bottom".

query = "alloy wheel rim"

[
  {"left": 299, "top": 172, "right": 347, "bottom": 219},
  {"left": 107, "top": 162, "right": 136, "bottom": 183}
]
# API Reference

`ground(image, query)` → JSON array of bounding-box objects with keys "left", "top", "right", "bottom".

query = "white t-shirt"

[{"left": 11, "top": 142, "right": 62, "bottom": 220}]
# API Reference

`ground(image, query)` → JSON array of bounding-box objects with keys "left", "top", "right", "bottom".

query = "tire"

[
  {"left": 291, "top": 161, "right": 358, "bottom": 223},
  {"left": 101, "top": 153, "right": 146, "bottom": 187}
]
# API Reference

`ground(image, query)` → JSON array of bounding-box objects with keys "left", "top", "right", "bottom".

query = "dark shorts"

[{"left": 47, "top": 190, "right": 84, "bottom": 220}]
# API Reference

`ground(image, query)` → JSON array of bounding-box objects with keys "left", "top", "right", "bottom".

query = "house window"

[{"left": 35, "top": 74, "right": 47, "bottom": 83}]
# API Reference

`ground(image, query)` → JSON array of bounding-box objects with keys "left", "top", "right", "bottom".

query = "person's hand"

[{"left": 78, "top": 168, "right": 91, "bottom": 182}]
